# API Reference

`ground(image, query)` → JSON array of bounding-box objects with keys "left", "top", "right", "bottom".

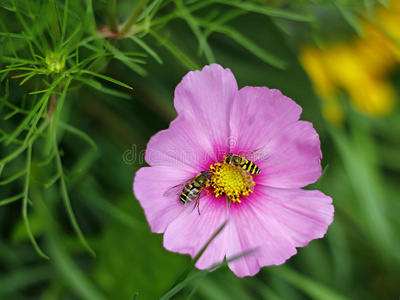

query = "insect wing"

[
  {"left": 184, "top": 187, "right": 206, "bottom": 215},
  {"left": 243, "top": 147, "right": 270, "bottom": 162},
  {"left": 163, "top": 180, "right": 191, "bottom": 197},
  {"left": 238, "top": 168, "right": 255, "bottom": 191}
]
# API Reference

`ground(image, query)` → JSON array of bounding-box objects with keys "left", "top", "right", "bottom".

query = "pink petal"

[
  {"left": 133, "top": 166, "right": 195, "bottom": 233},
  {"left": 174, "top": 64, "right": 238, "bottom": 159},
  {"left": 163, "top": 195, "right": 229, "bottom": 270},
  {"left": 145, "top": 64, "right": 238, "bottom": 171},
  {"left": 256, "top": 121, "right": 322, "bottom": 188},
  {"left": 257, "top": 186, "right": 334, "bottom": 246},
  {"left": 227, "top": 187, "right": 333, "bottom": 277},
  {"left": 229, "top": 86, "right": 302, "bottom": 153},
  {"left": 229, "top": 86, "right": 321, "bottom": 188},
  {"left": 145, "top": 115, "right": 215, "bottom": 172}
]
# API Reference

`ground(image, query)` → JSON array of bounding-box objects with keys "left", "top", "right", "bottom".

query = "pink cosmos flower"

[{"left": 133, "top": 64, "right": 334, "bottom": 277}]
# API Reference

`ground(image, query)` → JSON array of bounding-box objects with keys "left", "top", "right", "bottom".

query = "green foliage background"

[{"left": 1, "top": 0, "right": 399, "bottom": 299}]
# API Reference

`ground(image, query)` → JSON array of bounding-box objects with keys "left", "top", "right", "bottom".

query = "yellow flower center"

[{"left": 209, "top": 162, "right": 254, "bottom": 203}]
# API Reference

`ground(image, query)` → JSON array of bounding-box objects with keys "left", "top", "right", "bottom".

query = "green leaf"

[
  {"left": 308, "top": 164, "right": 329, "bottom": 190},
  {"left": 19, "top": 72, "right": 37, "bottom": 85},
  {"left": 12, "top": 212, "right": 45, "bottom": 243},
  {"left": 0, "top": 169, "right": 27, "bottom": 185},
  {"left": 62, "top": 22, "right": 84, "bottom": 55},
  {"left": 137, "top": 0, "right": 164, "bottom": 22},
  {"left": 43, "top": 172, "right": 62, "bottom": 188},
  {"left": 130, "top": 35, "right": 163, "bottom": 64},
  {"left": 0, "top": 80, "right": 9, "bottom": 114},
  {"left": 6, "top": 76, "right": 63, "bottom": 145},
  {"left": 327, "top": 123, "right": 395, "bottom": 263},
  {"left": 0, "top": 121, "right": 49, "bottom": 166},
  {"left": 268, "top": 266, "right": 349, "bottom": 300},
  {"left": 174, "top": 0, "right": 215, "bottom": 63},
  {"left": 75, "top": 77, "right": 131, "bottom": 99},
  {"left": 47, "top": 0, "right": 62, "bottom": 45},
  {"left": 210, "top": 24, "right": 286, "bottom": 69},
  {"left": 215, "top": 0, "right": 313, "bottom": 22},
  {"left": 68, "top": 48, "right": 110, "bottom": 72},
  {"left": 2, "top": 57, "right": 39, "bottom": 65},
  {"left": 10, "top": 0, "right": 45, "bottom": 56},
  {"left": 85, "top": 190, "right": 143, "bottom": 229},
  {"left": 106, "top": 44, "right": 148, "bottom": 76},
  {"left": 47, "top": 234, "right": 107, "bottom": 300},
  {"left": 24, "top": 86, "right": 59, "bottom": 144},
  {"left": 61, "top": 0, "right": 70, "bottom": 43},
  {"left": 22, "top": 144, "right": 50, "bottom": 260},
  {"left": 54, "top": 141, "right": 96, "bottom": 257},
  {"left": 80, "top": 70, "right": 133, "bottom": 90},
  {"left": 0, "top": 265, "right": 52, "bottom": 295},
  {"left": 0, "top": 192, "right": 25, "bottom": 207},
  {"left": 58, "top": 121, "right": 97, "bottom": 150},
  {"left": 43, "top": 76, "right": 72, "bottom": 155},
  {"left": 160, "top": 249, "right": 255, "bottom": 300},
  {"left": 5, "top": 94, "right": 47, "bottom": 144},
  {"left": 150, "top": 30, "right": 200, "bottom": 70},
  {"left": 161, "top": 221, "right": 229, "bottom": 299},
  {"left": 376, "top": 0, "right": 388, "bottom": 7},
  {"left": 335, "top": 3, "right": 363, "bottom": 36}
]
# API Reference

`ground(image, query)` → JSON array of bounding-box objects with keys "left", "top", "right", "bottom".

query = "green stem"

[
  {"left": 107, "top": 0, "right": 118, "bottom": 32},
  {"left": 120, "top": 0, "right": 149, "bottom": 37},
  {"left": 54, "top": 141, "right": 96, "bottom": 257},
  {"left": 48, "top": 0, "right": 62, "bottom": 45},
  {"left": 162, "top": 220, "right": 228, "bottom": 298},
  {"left": 22, "top": 144, "right": 50, "bottom": 260},
  {"left": 0, "top": 120, "right": 49, "bottom": 165}
]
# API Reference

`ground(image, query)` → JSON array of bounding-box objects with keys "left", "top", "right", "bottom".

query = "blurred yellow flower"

[{"left": 300, "top": 1, "right": 399, "bottom": 123}]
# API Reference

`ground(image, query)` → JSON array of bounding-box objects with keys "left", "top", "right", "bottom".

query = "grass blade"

[
  {"left": 268, "top": 266, "right": 349, "bottom": 300},
  {"left": 58, "top": 121, "right": 97, "bottom": 150},
  {"left": 22, "top": 144, "right": 50, "bottom": 260},
  {"left": 80, "top": 70, "right": 133, "bottom": 90},
  {"left": 212, "top": 25, "right": 286, "bottom": 69},
  {"left": 149, "top": 30, "right": 200, "bottom": 70},
  {"left": 0, "top": 193, "right": 25, "bottom": 207},
  {"left": 106, "top": 44, "right": 148, "bottom": 76},
  {"left": 44, "top": 77, "right": 72, "bottom": 155},
  {"left": 130, "top": 35, "right": 163, "bottom": 64},
  {"left": 215, "top": 0, "right": 313, "bottom": 22},
  {"left": 308, "top": 164, "right": 329, "bottom": 190},
  {"left": 47, "top": 234, "right": 106, "bottom": 300},
  {"left": 75, "top": 77, "right": 131, "bottom": 99},
  {"left": 175, "top": 0, "right": 215, "bottom": 63},
  {"left": 54, "top": 142, "right": 96, "bottom": 257},
  {"left": 0, "top": 169, "right": 27, "bottom": 185},
  {"left": 160, "top": 248, "right": 255, "bottom": 300},
  {"left": 327, "top": 123, "right": 394, "bottom": 264},
  {"left": 335, "top": 3, "right": 363, "bottom": 36},
  {"left": 161, "top": 220, "right": 228, "bottom": 299}
]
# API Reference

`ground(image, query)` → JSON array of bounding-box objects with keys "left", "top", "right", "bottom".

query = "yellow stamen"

[{"left": 209, "top": 162, "right": 254, "bottom": 203}]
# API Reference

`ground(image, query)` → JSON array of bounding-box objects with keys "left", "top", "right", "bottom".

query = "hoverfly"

[
  {"left": 163, "top": 171, "right": 211, "bottom": 214},
  {"left": 224, "top": 147, "right": 270, "bottom": 175}
]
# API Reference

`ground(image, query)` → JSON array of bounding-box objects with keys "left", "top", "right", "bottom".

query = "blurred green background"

[{"left": 1, "top": 0, "right": 399, "bottom": 299}]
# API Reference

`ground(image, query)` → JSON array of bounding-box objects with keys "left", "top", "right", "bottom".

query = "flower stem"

[
  {"left": 120, "top": 0, "right": 149, "bottom": 37},
  {"left": 48, "top": 86, "right": 60, "bottom": 119},
  {"left": 107, "top": 0, "right": 118, "bottom": 33},
  {"left": 161, "top": 220, "right": 228, "bottom": 298}
]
